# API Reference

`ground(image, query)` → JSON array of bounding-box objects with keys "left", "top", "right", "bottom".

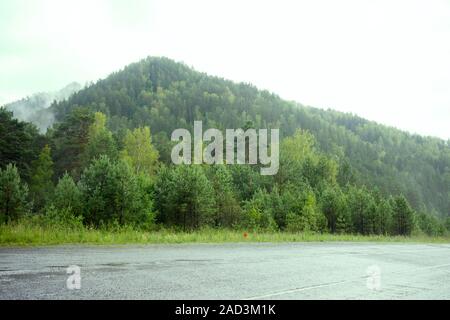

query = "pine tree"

[
  {"left": 347, "top": 186, "right": 376, "bottom": 235},
  {"left": 0, "top": 108, "right": 42, "bottom": 181},
  {"left": 320, "top": 185, "right": 346, "bottom": 233},
  {"left": 335, "top": 211, "right": 350, "bottom": 234},
  {"left": 0, "top": 164, "right": 29, "bottom": 222},
  {"left": 374, "top": 198, "right": 393, "bottom": 235},
  {"left": 52, "top": 107, "right": 94, "bottom": 179},
  {"left": 391, "top": 195, "right": 415, "bottom": 236},
  {"left": 154, "top": 165, "right": 215, "bottom": 230},
  {"left": 30, "top": 145, "right": 54, "bottom": 210},
  {"left": 52, "top": 173, "right": 82, "bottom": 214},
  {"left": 209, "top": 165, "right": 241, "bottom": 228}
]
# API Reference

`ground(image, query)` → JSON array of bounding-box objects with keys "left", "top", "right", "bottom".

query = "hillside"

[{"left": 49, "top": 57, "right": 450, "bottom": 218}]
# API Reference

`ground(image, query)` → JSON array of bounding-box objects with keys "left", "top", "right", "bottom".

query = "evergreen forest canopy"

[{"left": 1, "top": 56, "right": 449, "bottom": 236}]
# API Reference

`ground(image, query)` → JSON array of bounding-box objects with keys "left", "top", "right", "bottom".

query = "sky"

[{"left": 1, "top": 0, "right": 449, "bottom": 140}]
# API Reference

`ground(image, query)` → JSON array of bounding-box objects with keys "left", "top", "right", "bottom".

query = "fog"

[{"left": 4, "top": 82, "right": 81, "bottom": 132}]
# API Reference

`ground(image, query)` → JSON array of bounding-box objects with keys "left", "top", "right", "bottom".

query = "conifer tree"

[
  {"left": 0, "top": 164, "right": 29, "bottom": 222},
  {"left": 30, "top": 145, "right": 54, "bottom": 210}
]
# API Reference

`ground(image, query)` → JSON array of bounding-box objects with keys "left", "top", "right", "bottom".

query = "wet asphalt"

[{"left": 1, "top": 242, "right": 450, "bottom": 299}]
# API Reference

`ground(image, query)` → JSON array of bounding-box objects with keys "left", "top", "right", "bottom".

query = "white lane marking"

[
  {"left": 243, "top": 263, "right": 450, "bottom": 300},
  {"left": 244, "top": 278, "right": 364, "bottom": 300}
]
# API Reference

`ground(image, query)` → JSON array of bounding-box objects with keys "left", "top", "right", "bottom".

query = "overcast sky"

[{"left": 1, "top": 0, "right": 449, "bottom": 139}]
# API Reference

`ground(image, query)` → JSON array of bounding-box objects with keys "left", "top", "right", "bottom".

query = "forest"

[{"left": 1, "top": 57, "right": 449, "bottom": 239}]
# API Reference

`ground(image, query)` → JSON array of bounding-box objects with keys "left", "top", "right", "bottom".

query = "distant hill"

[
  {"left": 4, "top": 82, "right": 81, "bottom": 132},
  {"left": 49, "top": 57, "right": 450, "bottom": 217}
]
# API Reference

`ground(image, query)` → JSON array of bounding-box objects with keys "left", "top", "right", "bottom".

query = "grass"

[{"left": 1, "top": 223, "right": 450, "bottom": 246}]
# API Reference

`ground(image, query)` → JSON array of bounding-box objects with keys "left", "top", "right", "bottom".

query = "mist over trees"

[
  {"left": 0, "top": 57, "right": 449, "bottom": 236},
  {"left": 4, "top": 82, "right": 81, "bottom": 132}
]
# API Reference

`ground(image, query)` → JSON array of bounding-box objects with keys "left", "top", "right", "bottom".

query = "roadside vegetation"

[
  {"left": 1, "top": 108, "right": 450, "bottom": 246},
  {"left": 1, "top": 58, "right": 449, "bottom": 246},
  {"left": 1, "top": 219, "right": 450, "bottom": 246}
]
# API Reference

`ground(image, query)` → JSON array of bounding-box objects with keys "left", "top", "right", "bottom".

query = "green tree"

[
  {"left": 335, "top": 210, "right": 351, "bottom": 234},
  {"left": 319, "top": 185, "right": 347, "bottom": 233},
  {"left": 0, "top": 164, "right": 29, "bottom": 223},
  {"left": 374, "top": 197, "right": 393, "bottom": 235},
  {"left": 120, "top": 126, "right": 159, "bottom": 176},
  {"left": 445, "top": 216, "right": 450, "bottom": 233},
  {"left": 285, "top": 191, "right": 325, "bottom": 232},
  {"left": 347, "top": 186, "right": 376, "bottom": 235},
  {"left": 83, "top": 112, "right": 118, "bottom": 165},
  {"left": 79, "top": 155, "right": 154, "bottom": 226},
  {"left": 391, "top": 195, "right": 415, "bottom": 236},
  {"left": 52, "top": 107, "right": 94, "bottom": 179},
  {"left": 154, "top": 165, "right": 215, "bottom": 230},
  {"left": 52, "top": 173, "right": 82, "bottom": 215},
  {"left": 277, "top": 130, "right": 316, "bottom": 186},
  {"left": 278, "top": 130, "right": 337, "bottom": 191},
  {"left": 133, "top": 172, "right": 156, "bottom": 230},
  {"left": 0, "top": 108, "right": 43, "bottom": 181},
  {"left": 46, "top": 57, "right": 450, "bottom": 219},
  {"left": 208, "top": 165, "right": 241, "bottom": 228},
  {"left": 416, "top": 211, "right": 444, "bottom": 236},
  {"left": 228, "top": 164, "right": 265, "bottom": 201},
  {"left": 241, "top": 189, "right": 277, "bottom": 231},
  {"left": 30, "top": 145, "right": 54, "bottom": 210}
]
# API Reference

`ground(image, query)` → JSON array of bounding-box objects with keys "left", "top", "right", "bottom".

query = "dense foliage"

[{"left": 1, "top": 57, "right": 449, "bottom": 237}]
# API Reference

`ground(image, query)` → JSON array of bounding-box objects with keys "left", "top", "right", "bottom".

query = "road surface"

[{"left": 1, "top": 242, "right": 450, "bottom": 299}]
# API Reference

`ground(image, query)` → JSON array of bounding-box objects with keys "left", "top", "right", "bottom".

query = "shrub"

[{"left": 42, "top": 205, "right": 83, "bottom": 230}]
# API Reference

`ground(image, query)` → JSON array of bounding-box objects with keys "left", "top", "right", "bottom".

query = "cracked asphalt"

[{"left": 1, "top": 242, "right": 450, "bottom": 299}]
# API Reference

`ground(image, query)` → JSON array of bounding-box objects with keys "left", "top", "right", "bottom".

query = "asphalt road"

[{"left": 1, "top": 242, "right": 450, "bottom": 299}]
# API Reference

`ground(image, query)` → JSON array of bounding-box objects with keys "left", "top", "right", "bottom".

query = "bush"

[
  {"left": 285, "top": 212, "right": 309, "bottom": 232},
  {"left": 41, "top": 205, "right": 83, "bottom": 230},
  {"left": 240, "top": 206, "right": 277, "bottom": 231},
  {"left": 416, "top": 211, "right": 446, "bottom": 236}
]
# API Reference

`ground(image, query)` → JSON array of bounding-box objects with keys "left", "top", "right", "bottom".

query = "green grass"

[{"left": 1, "top": 223, "right": 449, "bottom": 246}]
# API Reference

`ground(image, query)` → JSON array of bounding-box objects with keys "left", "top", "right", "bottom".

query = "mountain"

[
  {"left": 49, "top": 57, "right": 450, "bottom": 217},
  {"left": 4, "top": 82, "right": 82, "bottom": 132}
]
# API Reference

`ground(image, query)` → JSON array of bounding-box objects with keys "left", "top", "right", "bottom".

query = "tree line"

[
  {"left": 1, "top": 107, "right": 449, "bottom": 236},
  {"left": 47, "top": 57, "right": 450, "bottom": 218}
]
